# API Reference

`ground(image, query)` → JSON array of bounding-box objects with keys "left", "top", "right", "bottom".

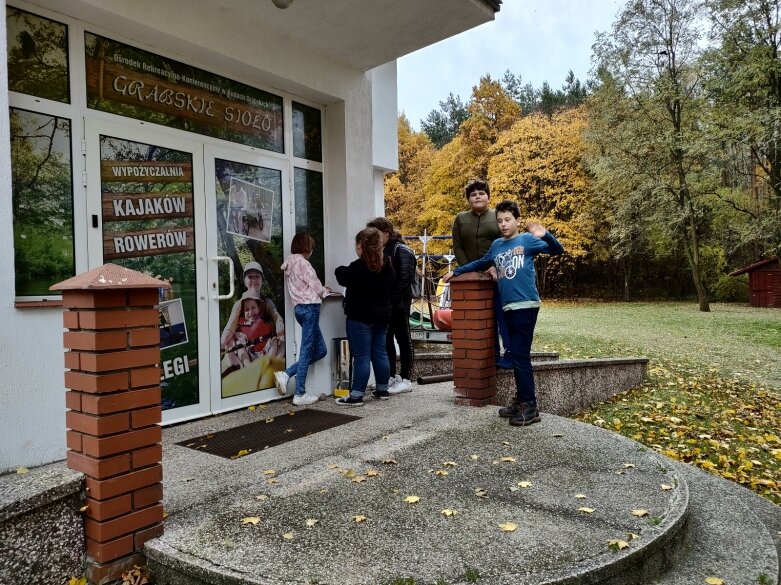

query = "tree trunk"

[{"left": 623, "top": 259, "right": 631, "bottom": 301}]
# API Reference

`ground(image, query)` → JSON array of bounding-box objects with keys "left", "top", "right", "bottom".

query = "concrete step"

[
  {"left": 147, "top": 389, "right": 695, "bottom": 585},
  {"left": 648, "top": 461, "right": 779, "bottom": 585}
]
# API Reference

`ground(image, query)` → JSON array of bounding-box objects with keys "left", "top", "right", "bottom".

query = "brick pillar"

[
  {"left": 51, "top": 264, "right": 169, "bottom": 584},
  {"left": 449, "top": 272, "right": 497, "bottom": 406}
]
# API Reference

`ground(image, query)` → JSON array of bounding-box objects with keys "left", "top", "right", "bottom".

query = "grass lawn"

[{"left": 534, "top": 301, "right": 781, "bottom": 505}]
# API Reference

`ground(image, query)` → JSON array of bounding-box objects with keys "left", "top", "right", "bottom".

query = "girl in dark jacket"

[
  {"left": 334, "top": 227, "right": 396, "bottom": 406},
  {"left": 367, "top": 217, "right": 416, "bottom": 394}
]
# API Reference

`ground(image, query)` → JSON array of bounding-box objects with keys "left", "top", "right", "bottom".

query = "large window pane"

[
  {"left": 292, "top": 102, "right": 322, "bottom": 162},
  {"left": 293, "top": 168, "right": 324, "bottom": 281},
  {"left": 10, "top": 108, "right": 74, "bottom": 296},
  {"left": 6, "top": 7, "right": 69, "bottom": 103}
]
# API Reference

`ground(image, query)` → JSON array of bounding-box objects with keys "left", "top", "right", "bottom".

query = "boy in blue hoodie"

[{"left": 443, "top": 199, "right": 564, "bottom": 426}]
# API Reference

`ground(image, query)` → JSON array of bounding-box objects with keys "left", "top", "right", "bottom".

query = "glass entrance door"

[
  {"left": 85, "top": 119, "right": 210, "bottom": 423},
  {"left": 204, "top": 145, "right": 290, "bottom": 412}
]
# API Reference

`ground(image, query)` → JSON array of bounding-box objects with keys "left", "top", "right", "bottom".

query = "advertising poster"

[
  {"left": 214, "top": 159, "right": 285, "bottom": 398},
  {"left": 100, "top": 135, "right": 199, "bottom": 411}
]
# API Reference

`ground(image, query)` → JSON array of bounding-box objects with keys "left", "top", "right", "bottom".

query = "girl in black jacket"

[{"left": 334, "top": 227, "right": 396, "bottom": 406}]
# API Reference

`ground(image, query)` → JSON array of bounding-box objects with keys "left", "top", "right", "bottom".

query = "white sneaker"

[
  {"left": 388, "top": 378, "right": 412, "bottom": 394},
  {"left": 274, "top": 371, "right": 291, "bottom": 396},
  {"left": 292, "top": 393, "right": 319, "bottom": 406},
  {"left": 388, "top": 374, "right": 401, "bottom": 388}
]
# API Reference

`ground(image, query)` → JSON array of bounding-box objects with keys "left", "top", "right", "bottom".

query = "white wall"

[{"left": 1, "top": 0, "right": 378, "bottom": 469}]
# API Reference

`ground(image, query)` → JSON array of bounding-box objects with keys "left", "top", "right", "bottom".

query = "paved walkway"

[{"left": 149, "top": 382, "right": 779, "bottom": 585}]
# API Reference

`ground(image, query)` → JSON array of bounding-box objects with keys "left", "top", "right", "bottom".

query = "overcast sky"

[{"left": 397, "top": 0, "right": 623, "bottom": 129}]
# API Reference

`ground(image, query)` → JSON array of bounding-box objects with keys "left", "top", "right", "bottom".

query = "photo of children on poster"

[{"left": 226, "top": 177, "right": 274, "bottom": 243}]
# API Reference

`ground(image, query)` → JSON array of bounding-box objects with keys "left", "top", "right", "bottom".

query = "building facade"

[{"left": 0, "top": 0, "right": 499, "bottom": 469}]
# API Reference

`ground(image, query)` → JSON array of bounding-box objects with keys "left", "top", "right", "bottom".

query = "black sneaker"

[
  {"left": 371, "top": 389, "right": 390, "bottom": 400},
  {"left": 498, "top": 399, "right": 521, "bottom": 418},
  {"left": 509, "top": 402, "right": 541, "bottom": 427},
  {"left": 336, "top": 395, "right": 364, "bottom": 407}
]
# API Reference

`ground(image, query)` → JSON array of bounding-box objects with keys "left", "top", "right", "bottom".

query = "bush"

[{"left": 712, "top": 274, "right": 749, "bottom": 302}]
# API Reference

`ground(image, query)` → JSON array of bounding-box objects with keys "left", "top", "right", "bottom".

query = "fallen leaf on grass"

[
  {"left": 441, "top": 508, "right": 459, "bottom": 517},
  {"left": 241, "top": 517, "right": 260, "bottom": 525},
  {"left": 403, "top": 495, "right": 421, "bottom": 504},
  {"left": 498, "top": 522, "right": 518, "bottom": 532},
  {"left": 578, "top": 507, "right": 595, "bottom": 514},
  {"left": 631, "top": 509, "right": 649, "bottom": 517}
]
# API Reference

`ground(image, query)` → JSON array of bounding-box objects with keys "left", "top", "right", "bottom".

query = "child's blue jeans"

[
  {"left": 346, "top": 319, "right": 390, "bottom": 397},
  {"left": 284, "top": 304, "right": 327, "bottom": 395},
  {"left": 505, "top": 307, "right": 540, "bottom": 403}
]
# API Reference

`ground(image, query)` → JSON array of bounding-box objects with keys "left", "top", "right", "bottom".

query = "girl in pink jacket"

[{"left": 274, "top": 233, "right": 331, "bottom": 406}]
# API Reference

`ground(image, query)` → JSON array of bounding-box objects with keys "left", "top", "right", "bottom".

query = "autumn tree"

[
  {"left": 591, "top": 0, "right": 715, "bottom": 311},
  {"left": 489, "top": 106, "right": 597, "bottom": 293},
  {"left": 384, "top": 115, "right": 435, "bottom": 235},
  {"left": 702, "top": 0, "right": 781, "bottom": 258}
]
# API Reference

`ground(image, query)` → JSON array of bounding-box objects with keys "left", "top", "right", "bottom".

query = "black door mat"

[{"left": 176, "top": 409, "right": 362, "bottom": 459}]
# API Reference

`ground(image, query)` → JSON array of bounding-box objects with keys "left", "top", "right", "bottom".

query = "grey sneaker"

[
  {"left": 274, "top": 371, "right": 291, "bottom": 396},
  {"left": 292, "top": 393, "right": 319, "bottom": 406},
  {"left": 388, "top": 378, "right": 412, "bottom": 394}
]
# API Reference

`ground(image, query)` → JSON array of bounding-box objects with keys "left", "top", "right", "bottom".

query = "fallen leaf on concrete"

[
  {"left": 469, "top": 455, "right": 480, "bottom": 460},
  {"left": 79, "top": 505, "right": 88, "bottom": 513},
  {"left": 498, "top": 522, "right": 518, "bottom": 532},
  {"left": 305, "top": 519, "right": 318, "bottom": 527},
  {"left": 578, "top": 507, "right": 595, "bottom": 514},
  {"left": 509, "top": 486, "right": 519, "bottom": 492},
  {"left": 517, "top": 481, "right": 532, "bottom": 488},
  {"left": 241, "top": 517, "right": 260, "bottom": 525},
  {"left": 575, "top": 494, "right": 587, "bottom": 499},
  {"left": 660, "top": 484, "right": 673, "bottom": 491},
  {"left": 474, "top": 488, "right": 488, "bottom": 498},
  {"left": 627, "top": 532, "right": 640, "bottom": 540},
  {"left": 403, "top": 495, "right": 421, "bottom": 504},
  {"left": 502, "top": 441, "right": 511, "bottom": 446},
  {"left": 631, "top": 509, "right": 649, "bottom": 517},
  {"left": 68, "top": 577, "right": 86, "bottom": 585},
  {"left": 263, "top": 469, "right": 276, "bottom": 476},
  {"left": 282, "top": 531, "right": 294, "bottom": 540},
  {"left": 500, "top": 456, "right": 516, "bottom": 463},
  {"left": 351, "top": 476, "right": 366, "bottom": 483},
  {"left": 441, "top": 509, "right": 459, "bottom": 517},
  {"left": 231, "top": 449, "right": 252, "bottom": 459},
  {"left": 623, "top": 463, "right": 635, "bottom": 469},
  {"left": 608, "top": 539, "right": 629, "bottom": 551},
  {"left": 248, "top": 405, "right": 256, "bottom": 411},
  {"left": 443, "top": 461, "right": 458, "bottom": 467},
  {"left": 265, "top": 417, "right": 274, "bottom": 423},
  {"left": 343, "top": 468, "right": 357, "bottom": 478},
  {"left": 403, "top": 424, "right": 413, "bottom": 428},
  {"left": 435, "top": 470, "right": 449, "bottom": 476},
  {"left": 256, "top": 495, "right": 269, "bottom": 501},
  {"left": 266, "top": 478, "right": 278, "bottom": 485},
  {"left": 327, "top": 463, "right": 339, "bottom": 469},
  {"left": 353, "top": 515, "right": 367, "bottom": 523},
  {"left": 705, "top": 578, "right": 724, "bottom": 585},
  {"left": 366, "top": 469, "right": 379, "bottom": 477},
  {"left": 552, "top": 433, "right": 564, "bottom": 438},
  {"left": 382, "top": 459, "right": 398, "bottom": 465}
]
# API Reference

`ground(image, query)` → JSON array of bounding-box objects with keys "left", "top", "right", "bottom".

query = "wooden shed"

[{"left": 729, "top": 257, "right": 781, "bottom": 308}]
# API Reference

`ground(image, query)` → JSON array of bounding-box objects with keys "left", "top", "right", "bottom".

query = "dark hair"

[
  {"left": 291, "top": 232, "right": 315, "bottom": 255},
  {"left": 355, "top": 227, "right": 385, "bottom": 272},
  {"left": 464, "top": 179, "right": 490, "bottom": 200},
  {"left": 366, "top": 217, "right": 401, "bottom": 242},
  {"left": 495, "top": 199, "right": 521, "bottom": 219}
]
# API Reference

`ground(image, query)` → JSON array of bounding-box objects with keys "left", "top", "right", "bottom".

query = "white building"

[{"left": 0, "top": 0, "right": 500, "bottom": 469}]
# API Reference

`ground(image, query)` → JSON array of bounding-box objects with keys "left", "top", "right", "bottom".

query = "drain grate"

[{"left": 176, "top": 409, "right": 362, "bottom": 459}]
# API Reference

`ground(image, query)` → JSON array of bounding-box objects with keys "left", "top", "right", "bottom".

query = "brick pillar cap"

[
  {"left": 451, "top": 272, "right": 493, "bottom": 283},
  {"left": 50, "top": 264, "right": 170, "bottom": 291}
]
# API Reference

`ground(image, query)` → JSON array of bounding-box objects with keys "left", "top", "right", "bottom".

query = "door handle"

[{"left": 213, "top": 256, "right": 235, "bottom": 300}]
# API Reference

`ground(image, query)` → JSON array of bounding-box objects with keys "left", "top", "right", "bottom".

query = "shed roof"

[{"left": 729, "top": 257, "right": 780, "bottom": 276}]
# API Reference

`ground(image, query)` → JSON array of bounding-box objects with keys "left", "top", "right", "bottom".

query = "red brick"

[
  {"left": 79, "top": 348, "right": 159, "bottom": 373},
  {"left": 85, "top": 464, "right": 162, "bottom": 500},
  {"left": 454, "top": 300, "right": 488, "bottom": 310},
  {"left": 66, "top": 430, "right": 83, "bottom": 452},
  {"left": 452, "top": 308, "right": 493, "bottom": 321},
  {"left": 67, "top": 450, "right": 130, "bottom": 479},
  {"left": 453, "top": 357, "right": 494, "bottom": 371},
  {"left": 132, "top": 444, "right": 162, "bottom": 469},
  {"left": 64, "top": 330, "right": 128, "bottom": 351},
  {"left": 453, "top": 375, "right": 495, "bottom": 390},
  {"left": 82, "top": 426, "right": 161, "bottom": 458},
  {"left": 451, "top": 348, "right": 466, "bottom": 360},
  {"left": 128, "top": 289, "right": 159, "bottom": 307},
  {"left": 133, "top": 483, "right": 163, "bottom": 509},
  {"left": 62, "top": 290, "right": 127, "bottom": 309},
  {"left": 65, "top": 371, "right": 129, "bottom": 393},
  {"left": 65, "top": 391, "right": 82, "bottom": 412},
  {"left": 450, "top": 290, "right": 465, "bottom": 301},
  {"left": 467, "top": 366, "right": 497, "bottom": 379},
  {"left": 124, "top": 309, "right": 160, "bottom": 328},
  {"left": 454, "top": 396, "right": 497, "bottom": 407},
  {"left": 85, "top": 503, "right": 164, "bottom": 542},
  {"left": 66, "top": 411, "right": 130, "bottom": 436},
  {"left": 63, "top": 311, "right": 80, "bottom": 329},
  {"left": 86, "top": 535, "right": 134, "bottom": 564},
  {"left": 455, "top": 385, "right": 497, "bottom": 399},
  {"left": 461, "top": 289, "right": 491, "bottom": 300},
  {"left": 134, "top": 523, "right": 164, "bottom": 549},
  {"left": 85, "top": 495, "right": 132, "bottom": 521},
  {"left": 457, "top": 338, "right": 494, "bottom": 351},
  {"left": 130, "top": 367, "right": 161, "bottom": 388},
  {"left": 451, "top": 346, "right": 493, "bottom": 360},
  {"left": 81, "top": 387, "right": 160, "bottom": 415},
  {"left": 64, "top": 351, "right": 81, "bottom": 370},
  {"left": 77, "top": 311, "right": 128, "bottom": 330},
  {"left": 465, "top": 327, "right": 494, "bottom": 341},
  {"left": 128, "top": 327, "right": 160, "bottom": 348},
  {"left": 85, "top": 551, "right": 145, "bottom": 583},
  {"left": 131, "top": 407, "right": 161, "bottom": 429}
]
